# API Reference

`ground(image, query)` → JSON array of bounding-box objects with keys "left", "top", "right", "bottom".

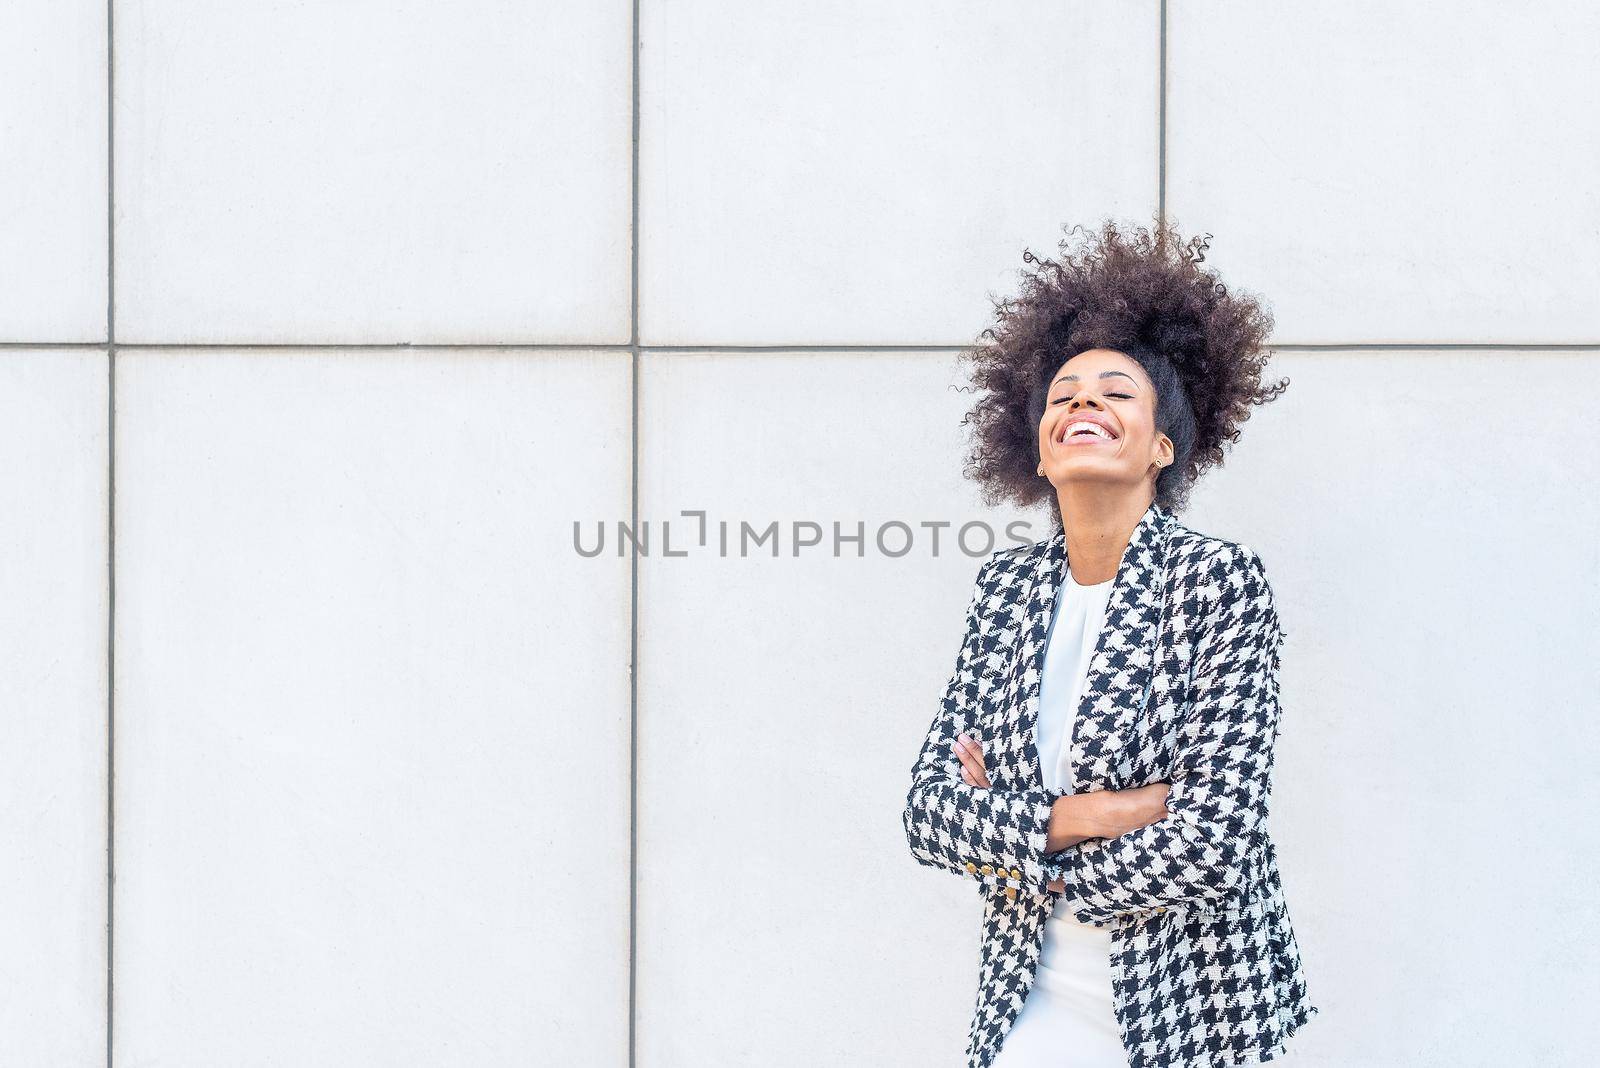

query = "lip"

[{"left": 1055, "top": 413, "right": 1120, "bottom": 446}]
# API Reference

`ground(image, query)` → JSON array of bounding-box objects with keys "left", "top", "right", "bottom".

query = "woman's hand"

[
  {"left": 953, "top": 732, "right": 991, "bottom": 789},
  {"left": 954, "top": 733, "right": 1170, "bottom": 894}
]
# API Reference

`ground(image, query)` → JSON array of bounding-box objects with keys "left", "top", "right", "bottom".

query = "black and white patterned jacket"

[{"left": 903, "top": 501, "right": 1319, "bottom": 1068}]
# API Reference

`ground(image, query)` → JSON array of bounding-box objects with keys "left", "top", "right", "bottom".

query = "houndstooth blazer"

[{"left": 902, "top": 500, "right": 1319, "bottom": 1068}]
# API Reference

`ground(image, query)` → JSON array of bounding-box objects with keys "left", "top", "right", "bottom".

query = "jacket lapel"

[{"left": 1004, "top": 501, "right": 1175, "bottom": 794}]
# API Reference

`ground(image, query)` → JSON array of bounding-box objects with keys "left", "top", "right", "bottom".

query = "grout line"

[
  {"left": 0, "top": 341, "right": 113, "bottom": 350},
  {"left": 629, "top": 341, "right": 1600, "bottom": 352},
  {"left": 104, "top": 352, "right": 115, "bottom": 1067},
  {"left": 6, "top": 340, "right": 1600, "bottom": 353},
  {"left": 628, "top": 0, "right": 641, "bottom": 1065},
  {"left": 44, "top": 341, "right": 634, "bottom": 351},
  {"left": 104, "top": 0, "right": 116, "bottom": 1061},
  {"left": 1158, "top": 0, "right": 1167, "bottom": 224}
]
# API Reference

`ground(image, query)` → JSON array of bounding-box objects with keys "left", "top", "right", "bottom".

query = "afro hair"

[{"left": 959, "top": 216, "right": 1288, "bottom": 527}]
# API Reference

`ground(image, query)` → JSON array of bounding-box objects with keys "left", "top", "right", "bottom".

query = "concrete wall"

[{"left": 2, "top": 1, "right": 1596, "bottom": 1065}]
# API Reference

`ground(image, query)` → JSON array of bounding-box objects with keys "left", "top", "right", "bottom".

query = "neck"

[{"left": 1054, "top": 486, "right": 1155, "bottom": 585}]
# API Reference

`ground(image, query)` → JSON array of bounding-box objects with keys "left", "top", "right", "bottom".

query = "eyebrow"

[{"left": 1051, "top": 370, "right": 1140, "bottom": 389}]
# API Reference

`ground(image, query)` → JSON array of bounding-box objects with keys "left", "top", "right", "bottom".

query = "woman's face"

[{"left": 1037, "top": 348, "right": 1168, "bottom": 491}]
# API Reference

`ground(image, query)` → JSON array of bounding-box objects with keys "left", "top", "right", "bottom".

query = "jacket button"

[
  {"left": 979, "top": 864, "right": 994, "bottom": 876},
  {"left": 1009, "top": 867, "right": 1021, "bottom": 879},
  {"left": 964, "top": 861, "right": 978, "bottom": 874}
]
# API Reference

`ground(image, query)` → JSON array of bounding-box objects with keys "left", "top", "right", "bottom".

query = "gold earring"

[{"left": 1037, "top": 461, "right": 1046, "bottom": 477}]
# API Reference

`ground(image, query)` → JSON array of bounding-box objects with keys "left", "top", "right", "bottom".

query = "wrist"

[
  {"left": 1047, "top": 793, "right": 1113, "bottom": 849},
  {"left": 1081, "top": 790, "right": 1126, "bottom": 838}
]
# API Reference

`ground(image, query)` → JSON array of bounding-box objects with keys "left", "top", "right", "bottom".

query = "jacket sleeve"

[
  {"left": 902, "top": 555, "right": 1059, "bottom": 895},
  {"left": 1044, "top": 543, "right": 1286, "bottom": 923}
]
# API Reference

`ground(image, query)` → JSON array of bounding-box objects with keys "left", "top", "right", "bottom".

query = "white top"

[
  {"left": 990, "top": 560, "right": 1128, "bottom": 1068},
  {"left": 1034, "top": 561, "right": 1118, "bottom": 976}
]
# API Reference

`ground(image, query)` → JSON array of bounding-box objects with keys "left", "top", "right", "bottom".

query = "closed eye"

[{"left": 1052, "top": 393, "right": 1133, "bottom": 404}]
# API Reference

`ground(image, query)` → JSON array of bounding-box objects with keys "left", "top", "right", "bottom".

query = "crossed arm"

[
  {"left": 901, "top": 544, "right": 1286, "bottom": 922},
  {"left": 898, "top": 555, "right": 1060, "bottom": 896},
  {"left": 948, "top": 732, "right": 1169, "bottom": 893}
]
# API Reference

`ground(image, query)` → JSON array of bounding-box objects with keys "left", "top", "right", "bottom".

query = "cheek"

[{"left": 1123, "top": 412, "right": 1156, "bottom": 443}]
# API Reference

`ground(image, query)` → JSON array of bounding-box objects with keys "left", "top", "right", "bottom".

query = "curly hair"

[{"left": 959, "top": 216, "right": 1288, "bottom": 526}]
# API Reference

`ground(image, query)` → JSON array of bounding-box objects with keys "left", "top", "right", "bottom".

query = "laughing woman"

[{"left": 902, "top": 219, "right": 1319, "bottom": 1068}]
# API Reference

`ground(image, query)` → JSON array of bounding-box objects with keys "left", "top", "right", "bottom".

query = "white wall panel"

[
  {"left": 636, "top": 350, "right": 1036, "bottom": 1067},
  {"left": 1180, "top": 349, "right": 1600, "bottom": 1064},
  {"left": 113, "top": 1, "right": 633, "bottom": 344},
  {"left": 1167, "top": 1, "right": 1600, "bottom": 344},
  {"left": 0, "top": 351, "right": 108, "bottom": 1064},
  {"left": 636, "top": 346, "right": 1600, "bottom": 1065},
  {"left": 114, "top": 350, "right": 631, "bottom": 1066},
  {"left": 0, "top": 2, "right": 106, "bottom": 341},
  {"left": 639, "top": 1, "right": 1160, "bottom": 346}
]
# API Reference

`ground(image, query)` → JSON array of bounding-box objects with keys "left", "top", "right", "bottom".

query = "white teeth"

[{"left": 1063, "top": 421, "right": 1114, "bottom": 441}]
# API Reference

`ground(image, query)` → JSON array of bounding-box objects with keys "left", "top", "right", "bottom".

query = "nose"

[{"left": 1068, "top": 392, "right": 1103, "bottom": 412}]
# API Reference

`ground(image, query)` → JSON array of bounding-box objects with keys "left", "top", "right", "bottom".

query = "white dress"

[{"left": 990, "top": 562, "right": 1127, "bottom": 1068}]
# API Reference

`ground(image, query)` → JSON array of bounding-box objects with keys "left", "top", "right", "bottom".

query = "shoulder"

[
  {"left": 1166, "top": 521, "right": 1280, "bottom": 638},
  {"left": 984, "top": 536, "right": 1047, "bottom": 573},
  {"left": 1166, "top": 522, "right": 1284, "bottom": 654},
  {"left": 1167, "top": 519, "right": 1272, "bottom": 588},
  {"left": 957, "top": 536, "right": 1047, "bottom": 617},
  {"left": 972, "top": 540, "right": 1037, "bottom": 591}
]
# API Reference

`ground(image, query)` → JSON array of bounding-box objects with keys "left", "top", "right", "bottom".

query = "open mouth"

[{"left": 1057, "top": 419, "right": 1119, "bottom": 444}]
